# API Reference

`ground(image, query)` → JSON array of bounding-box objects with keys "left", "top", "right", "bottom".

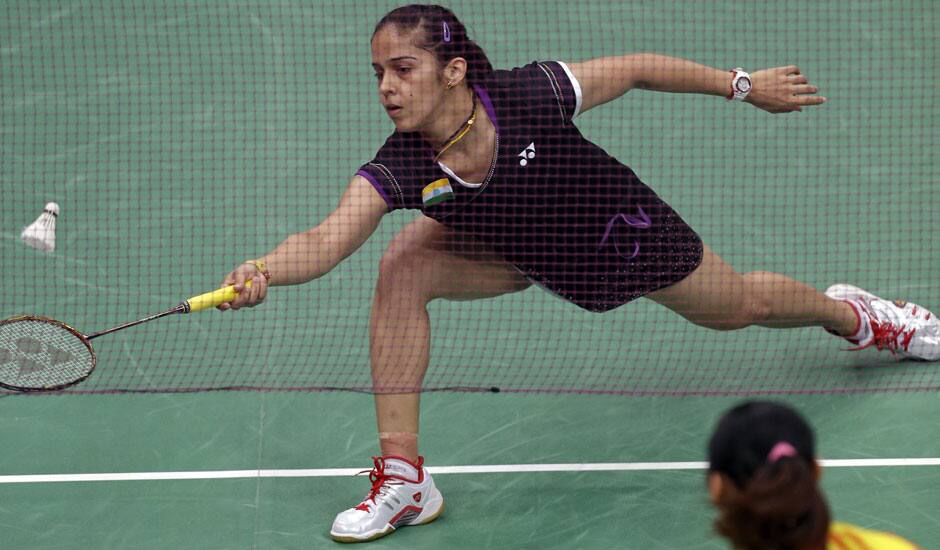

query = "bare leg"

[
  {"left": 646, "top": 244, "right": 858, "bottom": 334},
  {"left": 371, "top": 216, "right": 530, "bottom": 461}
]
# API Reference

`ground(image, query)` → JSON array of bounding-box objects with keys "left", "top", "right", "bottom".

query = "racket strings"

[{"left": 0, "top": 319, "right": 94, "bottom": 390}]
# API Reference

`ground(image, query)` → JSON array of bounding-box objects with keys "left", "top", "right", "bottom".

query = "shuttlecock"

[{"left": 21, "top": 202, "right": 59, "bottom": 252}]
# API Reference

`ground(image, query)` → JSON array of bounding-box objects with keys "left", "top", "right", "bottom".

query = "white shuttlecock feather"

[{"left": 21, "top": 202, "right": 59, "bottom": 252}]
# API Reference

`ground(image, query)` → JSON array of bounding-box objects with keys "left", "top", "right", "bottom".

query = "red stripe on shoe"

[{"left": 389, "top": 505, "right": 423, "bottom": 527}]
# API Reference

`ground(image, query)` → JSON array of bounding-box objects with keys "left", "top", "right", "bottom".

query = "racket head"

[{"left": 0, "top": 316, "right": 96, "bottom": 392}]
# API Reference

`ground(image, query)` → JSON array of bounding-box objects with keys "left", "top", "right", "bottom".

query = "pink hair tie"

[{"left": 767, "top": 442, "right": 798, "bottom": 463}]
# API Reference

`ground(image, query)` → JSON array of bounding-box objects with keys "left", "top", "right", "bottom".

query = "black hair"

[
  {"left": 707, "top": 401, "right": 830, "bottom": 550},
  {"left": 373, "top": 4, "right": 493, "bottom": 86}
]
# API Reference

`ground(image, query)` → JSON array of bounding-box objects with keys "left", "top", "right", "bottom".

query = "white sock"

[
  {"left": 846, "top": 301, "right": 873, "bottom": 343},
  {"left": 382, "top": 457, "right": 420, "bottom": 482}
]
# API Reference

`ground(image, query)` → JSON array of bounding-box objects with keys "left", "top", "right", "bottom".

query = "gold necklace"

[{"left": 433, "top": 92, "right": 477, "bottom": 162}]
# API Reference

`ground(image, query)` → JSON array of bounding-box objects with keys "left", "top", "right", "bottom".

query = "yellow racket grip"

[{"left": 185, "top": 280, "right": 253, "bottom": 313}]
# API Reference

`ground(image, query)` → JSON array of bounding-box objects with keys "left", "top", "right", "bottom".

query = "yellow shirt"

[{"left": 828, "top": 522, "right": 921, "bottom": 550}]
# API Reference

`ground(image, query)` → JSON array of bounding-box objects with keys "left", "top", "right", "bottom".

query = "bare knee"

[
  {"left": 684, "top": 271, "right": 774, "bottom": 331},
  {"left": 375, "top": 245, "right": 435, "bottom": 306},
  {"left": 731, "top": 271, "right": 774, "bottom": 327},
  {"left": 648, "top": 246, "right": 775, "bottom": 331}
]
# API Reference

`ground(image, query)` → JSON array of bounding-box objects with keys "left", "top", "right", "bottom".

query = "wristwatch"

[{"left": 727, "top": 68, "right": 752, "bottom": 101}]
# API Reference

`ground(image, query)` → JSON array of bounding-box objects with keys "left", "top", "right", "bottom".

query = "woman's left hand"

[{"left": 747, "top": 66, "right": 827, "bottom": 113}]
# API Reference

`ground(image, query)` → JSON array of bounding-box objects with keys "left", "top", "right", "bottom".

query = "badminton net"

[{"left": 2, "top": 0, "right": 938, "bottom": 395}]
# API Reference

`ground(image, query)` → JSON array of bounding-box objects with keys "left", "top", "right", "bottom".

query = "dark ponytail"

[
  {"left": 373, "top": 4, "right": 493, "bottom": 86},
  {"left": 708, "top": 401, "right": 831, "bottom": 550},
  {"left": 715, "top": 457, "right": 830, "bottom": 549}
]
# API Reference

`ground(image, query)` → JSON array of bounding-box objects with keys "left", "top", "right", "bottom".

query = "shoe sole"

[
  {"left": 330, "top": 527, "right": 394, "bottom": 544},
  {"left": 329, "top": 498, "right": 445, "bottom": 543}
]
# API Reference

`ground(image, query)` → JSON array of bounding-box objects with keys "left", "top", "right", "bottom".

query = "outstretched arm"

[
  {"left": 567, "top": 54, "right": 826, "bottom": 114},
  {"left": 218, "top": 175, "right": 387, "bottom": 309}
]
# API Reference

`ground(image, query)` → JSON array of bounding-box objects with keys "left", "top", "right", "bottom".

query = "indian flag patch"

[{"left": 422, "top": 178, "right": 454, "bottom": 206}]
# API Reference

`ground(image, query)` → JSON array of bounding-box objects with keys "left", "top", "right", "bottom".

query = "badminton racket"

[{"left": 0, "top": 282, "right": 252, "bottom": 392}]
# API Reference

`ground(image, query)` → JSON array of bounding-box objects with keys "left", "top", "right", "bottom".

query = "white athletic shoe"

[
  {"left": 825, "top": 284, "right": 940, "bottom": 360},
  {"left": 330, "top": 455, "right": 444, "bottom": 543}
]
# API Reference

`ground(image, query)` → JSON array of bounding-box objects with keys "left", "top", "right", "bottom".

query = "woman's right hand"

[{"left": 217, "top": 262, "right": 269, "bottom": 311}]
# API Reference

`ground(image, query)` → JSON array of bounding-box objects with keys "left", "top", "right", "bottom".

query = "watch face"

[{"left": 736, "top": 76, "right": 752, "bottom": 93}]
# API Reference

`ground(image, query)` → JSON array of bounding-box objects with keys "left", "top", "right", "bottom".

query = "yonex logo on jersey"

[{"left": 518, "top": 142, "right": 536, "bottom": 166}]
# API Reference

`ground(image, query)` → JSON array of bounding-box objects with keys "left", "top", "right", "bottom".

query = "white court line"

[{"left": 1, "top": 459, "right": 939, "bottom": 484}]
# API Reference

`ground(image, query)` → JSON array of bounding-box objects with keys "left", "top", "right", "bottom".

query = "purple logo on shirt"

[{"left": 598, "top": 207, "right": 652, "bottom": 260}]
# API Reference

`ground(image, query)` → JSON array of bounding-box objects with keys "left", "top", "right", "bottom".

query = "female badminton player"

[
  {"left": 218, "top": 4, "right": 940, "bottom": 542},
  {"left": 707, "top": 400, "right": 921, "bottom": 549}
]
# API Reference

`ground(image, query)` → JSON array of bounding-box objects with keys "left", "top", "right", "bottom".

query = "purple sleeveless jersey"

[{"left": 357, "top": 61, "right": 703, "bottom": 312}]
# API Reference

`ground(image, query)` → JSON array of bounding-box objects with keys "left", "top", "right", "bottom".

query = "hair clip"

[
  {"left": 442, "top": 21, "right": 451, "bottom": 43},
  {"left": 767, "top": 441, "right": 798, "bottom": 463}
]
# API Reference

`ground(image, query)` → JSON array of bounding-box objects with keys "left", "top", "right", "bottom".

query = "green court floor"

[{"left": 1, "top": 392, "right": 939, "bottom": 549}]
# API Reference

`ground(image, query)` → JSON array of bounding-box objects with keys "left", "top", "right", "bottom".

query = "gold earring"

[{"left": 446, "top": 81, "right": 456, "bottom": 89}]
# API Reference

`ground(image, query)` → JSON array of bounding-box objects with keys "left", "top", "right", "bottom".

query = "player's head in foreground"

[{"left": 707, "top": 400, "right": 830, "bottom": 549}]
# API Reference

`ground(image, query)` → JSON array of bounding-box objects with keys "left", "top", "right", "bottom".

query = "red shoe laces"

[
  {"left": 852, "top": 319, "right": 917, "bottom": 355},
  {"left": 355, "top": 456, "right": 417, "bottom": 512}
]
